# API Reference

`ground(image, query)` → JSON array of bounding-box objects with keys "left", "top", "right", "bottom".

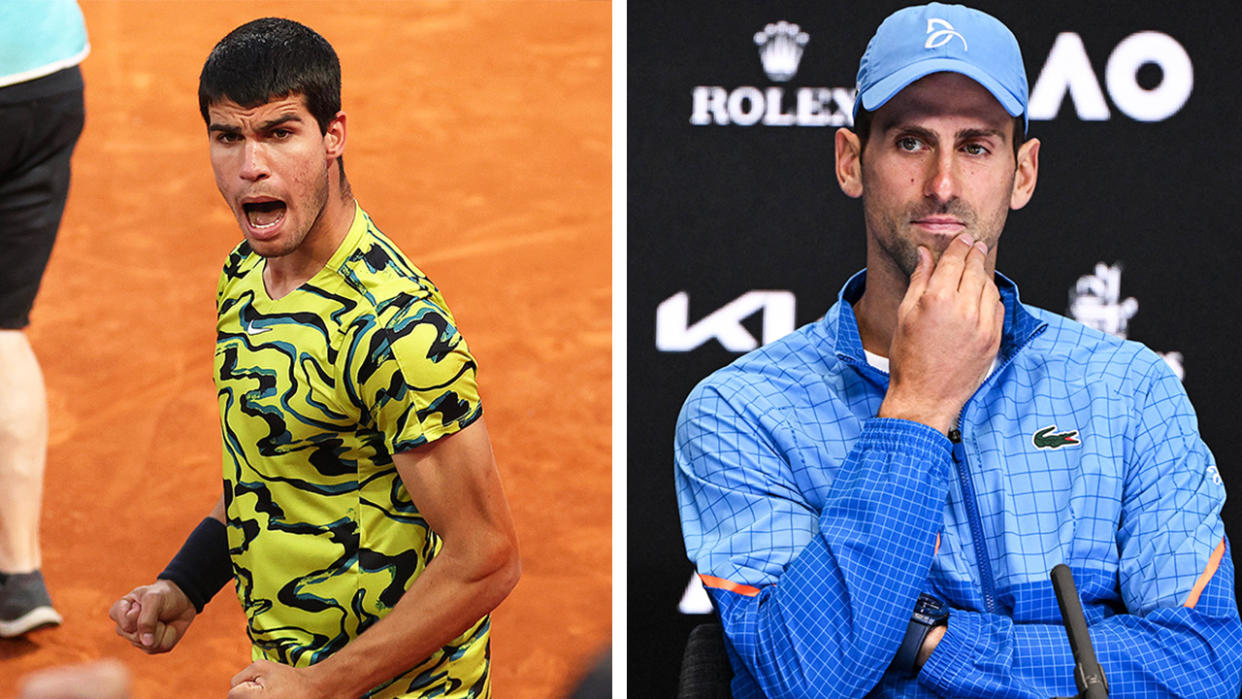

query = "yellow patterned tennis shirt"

[{"left": 213, "top": 204, "right": 489, "bottom": 698}]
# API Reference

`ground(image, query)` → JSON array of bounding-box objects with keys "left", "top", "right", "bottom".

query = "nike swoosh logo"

[{"left": 245, "top": 321, "right": 272, "bottom": 336}]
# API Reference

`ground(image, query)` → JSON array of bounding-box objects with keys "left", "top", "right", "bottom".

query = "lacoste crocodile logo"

[{"left": 1033, "top": 425, "right": 1080, "bottom": 449}]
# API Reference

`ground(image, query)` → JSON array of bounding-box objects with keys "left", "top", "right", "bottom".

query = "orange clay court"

[{"left": 1, "top": 2, "right": 610, "bottom": 697}]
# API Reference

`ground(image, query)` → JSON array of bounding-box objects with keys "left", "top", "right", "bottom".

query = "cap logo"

[{"left": 925, "top": 18, "right": 967, "bottom": 51}]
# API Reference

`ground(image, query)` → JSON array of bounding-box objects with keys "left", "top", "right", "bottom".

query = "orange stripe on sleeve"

[
  {"left": 1183, "top": 537, "right": 1227, "bottom": 608},
  {"left": 934, "top": 533, "right": 941, "bottom": 557},
  {"left": 700, "top": 574, "right": 760, "bottom": 597}
]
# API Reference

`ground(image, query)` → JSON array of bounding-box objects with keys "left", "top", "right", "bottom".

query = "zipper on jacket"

[
  {"left": 948, "top": 425, "right": 998, "bottom": 614},
  {"left": 944, "top": 323, "right": 1048, "bottom": 617},
  {"left": 946, "top": 320, "right": 1049, "bottom": 615}
]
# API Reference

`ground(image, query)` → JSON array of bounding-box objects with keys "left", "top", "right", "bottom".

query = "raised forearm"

[{"left": 304, "top": 538, "right": 520, "bottom": 698}]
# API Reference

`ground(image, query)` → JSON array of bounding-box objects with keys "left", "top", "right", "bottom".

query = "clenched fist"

[{"left": 108, "top": 579, "right": 196, "bottom": 654}]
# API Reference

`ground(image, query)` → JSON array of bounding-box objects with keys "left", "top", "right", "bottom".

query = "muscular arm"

[{"left": 267, "top": 418, "right": 521, "bottom": 698}]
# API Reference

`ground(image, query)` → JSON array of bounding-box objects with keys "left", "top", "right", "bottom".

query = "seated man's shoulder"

[
  {"left": 683, "top": 317, "right": 841, "bottom": 418},
  {"left": 1025, "top": 305, "right": 1176, "bottom": 388}
]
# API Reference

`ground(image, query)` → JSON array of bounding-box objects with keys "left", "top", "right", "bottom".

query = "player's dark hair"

[
  {"left": 198, "top": 17, "right": 340, "bottom": 134},
  {"left": 852, "top": 108, "right": 1025, "bottom": 162}
]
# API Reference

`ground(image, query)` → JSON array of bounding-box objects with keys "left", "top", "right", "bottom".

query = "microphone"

[{"left": 1050, "top": 564, "right": 1108, "bottom": 698}]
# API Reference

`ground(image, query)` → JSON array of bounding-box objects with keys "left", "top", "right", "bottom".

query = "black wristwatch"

[{"left": 892, "top": 593, "right": 949, "bottom": 676}]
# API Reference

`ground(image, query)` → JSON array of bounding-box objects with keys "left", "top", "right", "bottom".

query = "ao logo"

[{"left": 1031, "top": 31, "right": 1192, "bottom": 122}]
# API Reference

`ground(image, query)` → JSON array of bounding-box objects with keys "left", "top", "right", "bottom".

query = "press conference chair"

[{"left": 676, "top": 623, "right": 734, "bottom": 698}]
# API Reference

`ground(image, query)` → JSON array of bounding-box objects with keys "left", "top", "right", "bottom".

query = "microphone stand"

[{"left": 1050, "top": 564, "right": 1109, "bottom": 699}]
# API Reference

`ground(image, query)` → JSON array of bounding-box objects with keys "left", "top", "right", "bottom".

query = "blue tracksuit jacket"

[{"left": 675, "top": 270, "right": 1242, "bottom": 698}]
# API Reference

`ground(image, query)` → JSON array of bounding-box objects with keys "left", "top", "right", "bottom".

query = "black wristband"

[{"left": 157, "top": 517, "right": 232, "bottom": 614}]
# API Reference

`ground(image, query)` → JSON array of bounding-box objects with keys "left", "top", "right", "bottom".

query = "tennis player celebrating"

[{"left": 108, "top": 18, "right": 519, "bottom": 699}]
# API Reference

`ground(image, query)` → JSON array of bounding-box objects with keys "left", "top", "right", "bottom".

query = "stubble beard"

[{"left": 867, "top": 197, "right": 1008, "bottom": 281}]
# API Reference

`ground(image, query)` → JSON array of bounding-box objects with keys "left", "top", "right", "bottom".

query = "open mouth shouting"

[{"left": 241, "top": 197, "right": 287, "bottom": 239}]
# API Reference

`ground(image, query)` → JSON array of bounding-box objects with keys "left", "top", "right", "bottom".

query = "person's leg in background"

[
  {"left": 0, "top": 329, "right": 58, "bottom": 636},
  {"left": 0, "top": 69, "right": 85, "bottom": 637}
]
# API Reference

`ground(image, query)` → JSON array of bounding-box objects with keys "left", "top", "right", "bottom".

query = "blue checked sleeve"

[
  {"left": 918, "top": 361, "right": 1242, "bottom": 698},
  {"left": 675, "top": 378, "right": 955, "bottom": 698},
  {"left": 919, "top": 552, "right": 1239, "bottom": 698}
]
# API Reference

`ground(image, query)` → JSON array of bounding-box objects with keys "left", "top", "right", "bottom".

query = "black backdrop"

[{"left": 628, "top": 1, "right": 1242, "bottom": 695}]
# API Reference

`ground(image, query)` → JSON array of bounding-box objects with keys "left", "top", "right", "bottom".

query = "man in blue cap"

[{"left": 676, "top": 4, "right": 1242, "bottom": 696}]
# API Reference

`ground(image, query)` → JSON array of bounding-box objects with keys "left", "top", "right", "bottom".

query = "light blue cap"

[{"left": 854, "top": 3, "right": 1028, "bottom": 132}]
